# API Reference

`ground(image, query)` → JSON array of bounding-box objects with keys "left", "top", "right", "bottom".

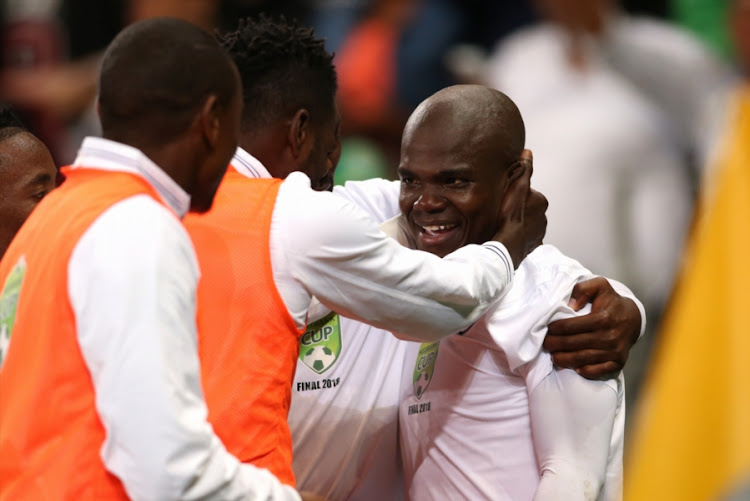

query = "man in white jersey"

[
  {"left": 396, "top": 85, "right": 626, "bottom": 500},
  {"left": 214, "top": 16, "right": 643, "bottom": 500}
]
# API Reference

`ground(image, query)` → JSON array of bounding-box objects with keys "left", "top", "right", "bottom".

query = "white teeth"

[{"left": 422, "top": 225, "right": 452, "bottom": 233}]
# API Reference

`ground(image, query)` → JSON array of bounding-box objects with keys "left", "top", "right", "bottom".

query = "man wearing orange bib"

[{"left": 0, "top": 18, "right": 301, "bottom": 501}]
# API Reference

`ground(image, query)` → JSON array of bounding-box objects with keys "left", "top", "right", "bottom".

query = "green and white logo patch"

[
  {"left": 0, "top": 257, "right": 27, "bottom": 365},
  {"left": 299, "top": 312, "right": 342, "bottom": 374},
  {"left": 413, "top": 341, "right": 439, "bottom": 399}
]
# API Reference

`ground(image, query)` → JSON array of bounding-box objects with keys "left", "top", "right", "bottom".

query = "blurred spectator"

[
  {"left": 486, "top": 0, "right": 699, "bottom": 313},
  {"left": 590, "top": 3, "right": 734, "bottom": 177},
  {"left": 1, "top": 0, "right": 78, "bottom": 163},
  {"left": 325, "top": 0, "right": 536, "bottom": 179},
  {"left": 1, "top": 0, "right": 307, "bottom": 165},
  {"left": 483, "top": 0, "right": 712, "bottom": 416},
  {"left": 672, "top": 0, "right": 734, "bottom": 60}
]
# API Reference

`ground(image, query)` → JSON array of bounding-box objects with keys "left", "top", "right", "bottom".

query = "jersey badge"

[
  {"left": 0, "top": 256, "right": 27, "bottom": 365},
  {"left": 300, "top": 312, "right": 342, "bottom": 374},
  {"left": 413, "top": 341, "right": 440, "bottom": 399}
]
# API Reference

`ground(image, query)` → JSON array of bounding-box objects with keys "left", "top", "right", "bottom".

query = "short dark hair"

[
  {"left": 0, "top": 106, "right": 28, "bottom": 141},
  {"left": 218, "top": 15, "right": 337, "bottom": 133},
  {"left": 98, "top": 17, "right": 239, "bottom": 146}
]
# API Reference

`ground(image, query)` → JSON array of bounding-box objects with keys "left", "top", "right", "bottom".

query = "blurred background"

[{"left": 2, "top": 0, "right": 748, "bottom": 499}]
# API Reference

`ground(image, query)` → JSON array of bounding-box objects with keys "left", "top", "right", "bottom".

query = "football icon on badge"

[{"left": 303, "top": 345, "right": 336, "bottom": 373}]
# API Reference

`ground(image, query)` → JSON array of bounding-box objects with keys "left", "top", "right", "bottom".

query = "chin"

[{"left": 416, "top": 242, "right": 456, "bottom": 259}]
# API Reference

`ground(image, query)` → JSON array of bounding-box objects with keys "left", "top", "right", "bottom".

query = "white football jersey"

[
  {"left": 399, "top": 245, "right": 625, "bottom": 501},
  {"left": 289, "top": 178, "right": 406, "bottom": 501}
]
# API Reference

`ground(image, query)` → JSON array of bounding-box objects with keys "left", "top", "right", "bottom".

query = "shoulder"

[
  {"left": 72, "top": 195, "right": 197, "bottom": 275},
  {"left": 482, "top": 246, "right": 592, "bottom": 378},
  {"left": 516, "top": 245, "right": 593, "bottom": 293},
  {"left": 614, "top": 16, "right": 729, "bottom": 77},
  {"left": 276, "top": 172, "right": 383, "bottom": 251},
  {"left": 333, "top": 178, "right": 400, "bottom": 221},
  {"left": 333, "top": 177, "right": 399, "bottom": 200},
  {"left": 484, "top": 246, "right": 593, "bottom": 346}
]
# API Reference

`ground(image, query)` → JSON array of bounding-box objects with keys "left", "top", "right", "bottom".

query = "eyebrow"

[
  {"left": 397, "top": 166, "right": 414, "bottom": 177},
  {"left": 24, "top": 172, "right": 54, "bottom": 188},
  {"left": 438, "top": 166, "right": 473, "bottom": 178}
]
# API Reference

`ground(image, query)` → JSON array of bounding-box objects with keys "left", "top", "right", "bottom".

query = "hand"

[
  {"left": 492, "top": 149, "right": 547, "bottom": 268},
  {"left": 524, "top": 187, "right": 548, "bottom": 258},
  {"left": 543, "top": 277, "right": 641, "bottom": 379},
  {"left": 300, "top": 492, "right": 330, "bottom": 501}
]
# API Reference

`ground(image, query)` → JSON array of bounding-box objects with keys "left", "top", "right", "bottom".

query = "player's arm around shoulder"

[{"left": 332, "top": 177, "right": 401, "bottom": 223}]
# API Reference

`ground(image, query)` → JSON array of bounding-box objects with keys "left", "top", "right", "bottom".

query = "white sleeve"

[
  {"left": 273, "top": 173, "right": 514, "bottom": 340},
  {"left": 69, "top": 196, "right": 300, "bottom": 501},
  {"left": 492, "top": 246, "right": 596, "bottom": 390},
  {"left": 529, "top": 368, "right": 620, "bottom": 501},
  {"left": 607, "top": 278, "right": 647, "bottom": 341},
  {"left": 332, "top": 178, "right": 401, "bottom": 223}
]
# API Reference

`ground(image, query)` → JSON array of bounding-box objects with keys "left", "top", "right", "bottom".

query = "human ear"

[
  {"left": 288, "top": 108, "right": 310, "bottom": 158},
  {"left": 199, "top": 94, "right": 221, "bottom": 148}
]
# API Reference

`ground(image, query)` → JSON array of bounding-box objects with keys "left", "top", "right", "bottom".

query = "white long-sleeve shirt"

[
  {"left": 289, "top": 173, "right": 644, "bottom": 500},
  {"left": 399, "top": 245, "right": 625, "bottom": 501},
  {"left": 232, "top": 147, "right": 516, "bottom": 337},
  {"left": 68, "top": 137, "right": 300, "bottom": 501}
]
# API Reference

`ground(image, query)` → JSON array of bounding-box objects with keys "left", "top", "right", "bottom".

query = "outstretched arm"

[{"left": 543, "top": 277, "right": 645, "bottom": 379}]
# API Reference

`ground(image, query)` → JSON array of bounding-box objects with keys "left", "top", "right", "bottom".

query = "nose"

[{"left": 413, "top": 190, "right": 447, "bottom": 212}]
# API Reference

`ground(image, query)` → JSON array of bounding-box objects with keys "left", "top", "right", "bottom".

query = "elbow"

[
  {"left": 391, "top": 313, "right": 477, "bottom": 342},
  {"left": 539, "top": 460, "right": 606, "bottom": 501}
]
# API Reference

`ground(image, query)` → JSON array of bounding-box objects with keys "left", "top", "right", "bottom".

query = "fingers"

[
  {"left": 546, "top": 309, "right": 614, "bottom": 337},
  {"left": 520, "top": 148, "right": 533, "bottom": 169},
  {"left": 544, "top": 331, "right": 601, "bottom": 353},
  {"left": 550, "top": 349, "right": 625, "bottom": 375},
  {"left": 494, "top": 158, "right": 532, "bottom": 267},
  {"left": 524, "top": 188, "right": 547, "bottom": 254},
  {"left": 575, "top": 362, "right": 622, "bottom": 380},
  {"left": 544, "top": 329, "right": 624, "bottom": 356},
  {"left": 501, "top": 162, "right": 532, "bottom": 223},
  {"left": 567, "top": 276, "right": 612, "bottom": 310}
]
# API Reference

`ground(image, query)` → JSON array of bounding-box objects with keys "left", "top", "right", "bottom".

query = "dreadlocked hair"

[{"left": 217, "top": 15, "right": 337, "bottom": 132}]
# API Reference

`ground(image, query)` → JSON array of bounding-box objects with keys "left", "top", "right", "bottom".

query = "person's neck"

[
  {"left": 138, "top": 140, "right": 197, "bottom": 195},
  {"left": 239, "top": 128, "right": 293, "bottom": 179},
  {"left": 100, "top": 131, "right": 201, "bottom": 197}
]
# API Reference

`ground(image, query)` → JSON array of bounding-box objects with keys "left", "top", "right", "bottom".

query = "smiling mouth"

[{"left": 420, "top": 224, "right": 458, "bottom": 237}]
